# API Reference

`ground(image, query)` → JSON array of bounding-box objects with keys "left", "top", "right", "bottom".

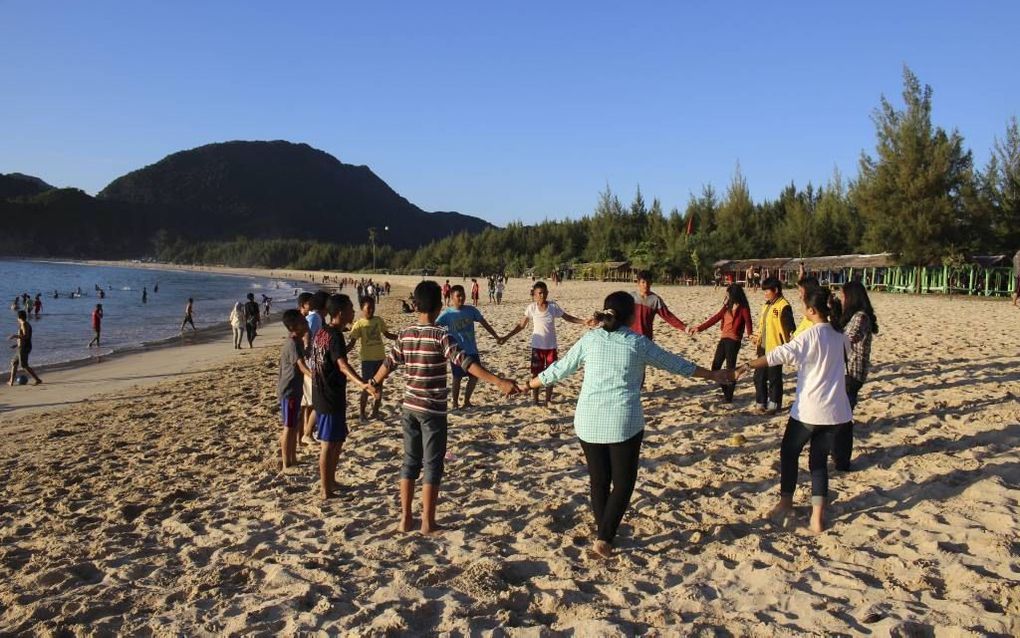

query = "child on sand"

[
  {"left": 310, "top": 294, "right": 371, "bottom": 498},
  {"left": 8, "top": 311, "right": 41, "bottom": 386},
  {"left": 442, "top": 280, "right": 452, "bottom": 306},
  {"left": 737, "top": 288, "right": 852, "bottom": 533},
  {"left": 367, "top": 281, "right": 518, "bottom": 533},
  {"left": 436, "top": 284, "right": 502, "bottom": 410},
  {"left": 470, "top": 278, "right": 480, "bottom": 305},
  {"left": 688, "top": 284, "right": 753, "bottom": 403},
  {"left": 502, "top": 281, "right": 594, "bottom": 405},
  {"left": 629, "top": 270, "right": 689, "bottom": 341},
  {"left": 278, "top": 309, "right": 312, "bottom": 469},
  {"left": 347, "top": 296, "right": 397, "bottom": 421},
  {"left": 89, "top": 303, "right": 104, "bottom": 347},
  {"left": 832, "top": 280, "right": 879, "bottom": 471},
  {"left": 752, "top": 277, "right": 796, "bottom": 414},
  {"left": 527, "top": 291, "right": 732, "bottom": 558}
]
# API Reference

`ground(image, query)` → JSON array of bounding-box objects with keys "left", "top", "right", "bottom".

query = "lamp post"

[{"left": 369, "top": 226, "right": 389, "bottom": 272}]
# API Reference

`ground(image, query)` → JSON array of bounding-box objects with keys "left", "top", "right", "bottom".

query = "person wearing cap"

[{"left": 751, "top": 277, "right": 796, "bottom": 414}]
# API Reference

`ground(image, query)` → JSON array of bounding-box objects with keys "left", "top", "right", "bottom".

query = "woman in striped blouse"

[{"left": 526, "top": 291, "right": 733, "bottom": 558}]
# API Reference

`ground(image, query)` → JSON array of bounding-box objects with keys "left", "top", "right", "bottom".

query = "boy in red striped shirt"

[{"left": 368, "top": 280, "right": 519, "bottom": 534}]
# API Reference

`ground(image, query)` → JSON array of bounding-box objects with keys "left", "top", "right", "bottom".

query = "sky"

[{"left": 2, "top": 1, "right": 1018, "bottom": 226}]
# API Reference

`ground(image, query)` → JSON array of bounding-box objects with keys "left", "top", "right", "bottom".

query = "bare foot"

[
  {"left": 590, "top": 540, "right": 613, "bottom": 558},
  {"left": 396, "top": 516, "right": 414, "bottom": 533},
  {"left": 809, "top": 514, "right": 826, "bottom": 534},
  {"left": 33, "top": 380, "right": 42, "bottom": 385},
  {"left": 420, "top": 521, "right": 445, "bottom": 535},
  {"left": 768, "top": 501, "right": 795, "bottom": 522}
]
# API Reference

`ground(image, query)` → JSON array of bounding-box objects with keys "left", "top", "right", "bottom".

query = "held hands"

[
  {"left": 733, "top": 363, "right": 753, "bottom": 382},
  {"left": 495, "top": 377, "right": 522, "bottom": 397},
  {"left": 364, "top": 381, "right": 381, "bottom": 399},
  {"left": 584, "top": 317, "right": 599, "bottom": 328},
  {"left": 686, "top": 327, "right": 698, "bottom": 336}
]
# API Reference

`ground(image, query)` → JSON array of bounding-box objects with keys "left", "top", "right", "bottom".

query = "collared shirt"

[{"left": 537, "top": 328, "right": 696, "bottom": 444}]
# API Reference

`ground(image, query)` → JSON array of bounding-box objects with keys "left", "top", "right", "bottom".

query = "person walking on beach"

[
  {"left": 8, "top": 311, "right": 42, "bottom": 386},
  {"left": 180, "top": 298, "right": 196, "bottom": 332},
  {"left": 243, "top": 293, "right": 261, "bottom": 348},
  {"left": 88, "top": 303, "right": 104, "bottom": 347},
  {"left": 832, "top": 281, "right": 879, "bottom": 471},
  {"left": 752, "top": 277, "right": 795, "bottom": 414},
  {"left": 501, "top": 281, "right": 595, "bottom": 405},
  {"left": 229, "top": 302, "right": 244, "bottom": 349},
  {"left": 365, "top": 280, "right": 518, "bottom": 533},
  {"left": 436, "top": 284, "right": 503, "bottom": 410},
  {"left": 527, "top": 291, "right": 733, "bottom": 558},
  {"left": 311, "top": 294, "right": 372, "bottom": 499},
  {"left": 688, "top": 284, "right": 753, "bottom": 403},
  {"left": 737, "top": 288, "right": 852, "bottom": 533}
]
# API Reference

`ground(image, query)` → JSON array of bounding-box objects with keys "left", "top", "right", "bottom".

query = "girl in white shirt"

[{"left": 737, "top": 288, "right": 851, "bottom": 533}]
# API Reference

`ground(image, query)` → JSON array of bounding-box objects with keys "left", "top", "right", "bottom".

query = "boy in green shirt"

[{"left": 347, "top": 296, "right": 397, "bottom": 421}]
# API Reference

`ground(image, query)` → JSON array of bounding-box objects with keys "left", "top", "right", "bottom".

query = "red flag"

[{"left": 685, "top": 214, "right": 694, "bottom": 236}]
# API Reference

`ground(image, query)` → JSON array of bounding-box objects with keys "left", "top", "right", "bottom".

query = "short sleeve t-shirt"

[
  {"left": 349, "top": 316, "right": 389, "bottom": 361},
  {"left": 277, "top": 337, "right": 305, "bottom": 400},
  {"left": 310, "top": 325, "right": 349, "bottom": 415},
  {"left": 525, "top": 301, "right": 564, "bottom": 349},
  {"left": 436, "top": 305, "right": 484, "bottom": 355},
  {"left": 305, "top": 310, "right": 322, "bottom": 341}
]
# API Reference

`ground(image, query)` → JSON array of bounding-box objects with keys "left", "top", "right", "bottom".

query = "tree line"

[{"left": 157, "top": 68, "right": 1019, "bottom": 279}]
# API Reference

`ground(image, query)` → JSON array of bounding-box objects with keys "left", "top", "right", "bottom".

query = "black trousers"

[
  {"left": 780, "top": 418, "right": 840, "bottom": 504},
  {"left": 833, "top": 375, "right": 865, "bottom": 470},
  {"left": 753, "top": 364, "right": 784, "bottom": 408},
  {"left": 711, "top": 338, "right": 741, "bottom": 401},
  {"left": 579, "top": 430, "right": 644, "bottom": 544}
]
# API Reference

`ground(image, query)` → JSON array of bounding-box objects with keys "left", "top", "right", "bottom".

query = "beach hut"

[{"left": 572, "top": 261, "right": 634, "bottom": 282}]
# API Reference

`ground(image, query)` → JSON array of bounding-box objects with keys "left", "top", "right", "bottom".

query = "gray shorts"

[
  {"left": 400, "top": 408, "right": 448, "bottom": 485},
  {"left": 11, "top": 348, "right": 30, "bottom": 368}
]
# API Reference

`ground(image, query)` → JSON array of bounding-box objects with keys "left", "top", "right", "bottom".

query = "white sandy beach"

[{"left": 0, "top": 271, "right": 1017, "bottom": 635}]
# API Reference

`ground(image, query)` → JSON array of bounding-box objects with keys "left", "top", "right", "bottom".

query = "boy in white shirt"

[{"left": 501, "top": 281, "right": 594, "bottom": 405}]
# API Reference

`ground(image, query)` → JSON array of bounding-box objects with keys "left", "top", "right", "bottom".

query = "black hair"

[
  {"left": 838, "top": 281, "right": 879, "bottom": 335},
  {"left": 635, "top": 270, "right": 653, "bottom": 283},
  {"left": 593, "top": 291, "right": 635, "bottom": 332},
  {"left": 450, "top": 284, "right": 465, "bottom": 297},
  {"left": 413, "top": 280, "right": 443, "bottom": 314},
  {"left": 311, "top": 290, "right": 329, "bottom": 312},
  {"left": 281, "top": 308, "right": 305, "bottom": 332},
  {"left": 16, "top": 310, "right": 27, "bottom": 321},
  {"left": 804, "top": 288, "right": 832, "bottom": 322},
  {"left": 246, "top": 292, "right": 255, "bottom": 300},
  {"left": 360, "top": 295, "right": 375, "bottom": 308},
  {"left": 723, "top": 284, "right": 749, "bottom": 312},
  {"left": 188, "top": 297, "right": 193, "bottom": 303},
  {"left": 531, "top": 281, "right": 548, "bottom": 294},
  {"left": 324, "top": 293, "right": 353, "bottom": 318},
  {"left": 797, "top": 276, "right": 820, "bottom": 290},
  {"left": 761, "top": 277, "right": 783, "bottom": 292},
  {"left": 297, "top": 292, "right": 313, "bottom": 306}
]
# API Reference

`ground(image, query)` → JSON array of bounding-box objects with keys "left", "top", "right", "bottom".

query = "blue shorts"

[
  {"left": 280, "top": 396, "right": 301, "bottom": 428},
  {"left": 316, "top": 412, "right": 348, "bottom": 443},
  {"left": 451, "top": 354, "right": 479, "bottom": 379},
  {"left": 361, "top": 359, "right": 383, "bottom": 383}
]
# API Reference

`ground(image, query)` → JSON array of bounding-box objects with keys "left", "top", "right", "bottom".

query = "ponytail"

[{"left": 597, "top": 291, "right": 635, "bottom": 332}]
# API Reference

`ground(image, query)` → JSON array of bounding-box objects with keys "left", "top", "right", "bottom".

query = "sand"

[{"left": 1, "top": 273, "right": 1017, "bottom": 636}]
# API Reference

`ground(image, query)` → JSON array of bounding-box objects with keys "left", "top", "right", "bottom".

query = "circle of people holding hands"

[{"left": 275, "top": 270, "right": 877, "bottom": 559}]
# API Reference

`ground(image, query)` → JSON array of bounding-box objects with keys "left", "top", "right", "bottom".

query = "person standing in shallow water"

[
  {"left": 243, "top": 292, "right": 261, "bottom": 348},
  {"left": 89, "top": 303, "right": 104, "bottom": 347},
  {"left": 142, "top": 287, "right": 148, "bottom": 304},
  {"left": 180, "top": 298, "right": 196, "bottom": 332},
  {"left": 527, "top": 291, "right": 733, "bottom": 558}
]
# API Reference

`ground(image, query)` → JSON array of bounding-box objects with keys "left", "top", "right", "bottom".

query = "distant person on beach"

[
  {"left": 311, "top": 294, "right": 371, "bottom": 499},
  {"left": 142, "top": 287, "right": 148, "bottom": 304},
  {"left": 527, "top": 291, "right": 732, "bottom": 558},
  {"left": 89, "top": 304, "right": 104, "bottom": 347},
  {"left": 180, "top": 298, "right": 196, "bottom": 332},
  {"left": 629, "top": 270, "right": 689, "bottom": 342},
  {"left": 437, "top": 285, "right": 502, "bottom": 410},
  {"left": 243, "top": 293, "right": 261, "bottom": 348},
  {"left": 278, "top": 309, "right": 312, "bottom": 470},
  {"left": 487, "top": 277, "right": 496, "bottom": 304},
  {"left": 53, "top": 290, "right": 59, "bottom": 299},
  {"left": 501, "top": 281, "right": 595, "bottom": 406},
  {"left": 347, "top": 296, "right": 396, "bottom": 421},
  {"left": 33, "top": 294, "right": 42, "bottom": 318},
  {"left": 737, "top": 288, "right": 852, "bottom": 533},
  {"left": 832, "top": 281, "right": 879, "bottom": 471},
  {"left": 470, "top": 278, "right": 480, "bottom": 305},
  {"left": 442, "top": 280, "right": 452, "bottom": 306},
  {"left": 229, "top": 302, "right": 244, "bottom": 349},
  {"left": 366, "top": 280, "right": 519, "bottom": 533},
  {"left": 262, "top": 294, "right": 272, "bottom": 318},
  {"left": 751, "top": 277, "right": 795, "bottom": 414},
  {"left": 154, "top": 283, "right": 159, "bottom": 293},
  {"left": 688, "top": 284, "right": 753, "bottom": 403},
  {"left": 8, "top": 311, "right": 41, "bottom": 386},
  {"left": 495, "top": 278, "right": 505, "bottom": 305},
  {"left": 98, "top": 289, "right": 105, "bottom": 300}
]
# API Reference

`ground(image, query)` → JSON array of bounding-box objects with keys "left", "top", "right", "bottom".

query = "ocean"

[{"left": 1, "top": 260, "right": 301, "bottom": 367}]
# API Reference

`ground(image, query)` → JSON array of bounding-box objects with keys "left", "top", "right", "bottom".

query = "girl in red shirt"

[{"left": 689, "top": 284, "right": 754, "bottom": 402}]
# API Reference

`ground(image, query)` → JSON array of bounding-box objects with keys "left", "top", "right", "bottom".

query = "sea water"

[{"left": 1, "top": 260, "right": 301, "bottom": 367}]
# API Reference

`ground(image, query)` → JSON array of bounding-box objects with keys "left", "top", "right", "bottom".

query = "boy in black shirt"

[
  {"left": 311, "top": 294, "right": 371, "bottom": 499},
  {"left": 277, "top": 309, "right": 311, "bottom": 469}
]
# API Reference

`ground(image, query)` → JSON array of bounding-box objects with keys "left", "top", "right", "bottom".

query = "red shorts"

[{"left": 530, "top": 348, "right": 558, "bottom": 376}]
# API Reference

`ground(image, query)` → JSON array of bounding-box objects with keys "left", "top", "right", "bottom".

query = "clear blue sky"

[{"left": 2, "top": 2, "right": 1017, "bottom": 226}]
